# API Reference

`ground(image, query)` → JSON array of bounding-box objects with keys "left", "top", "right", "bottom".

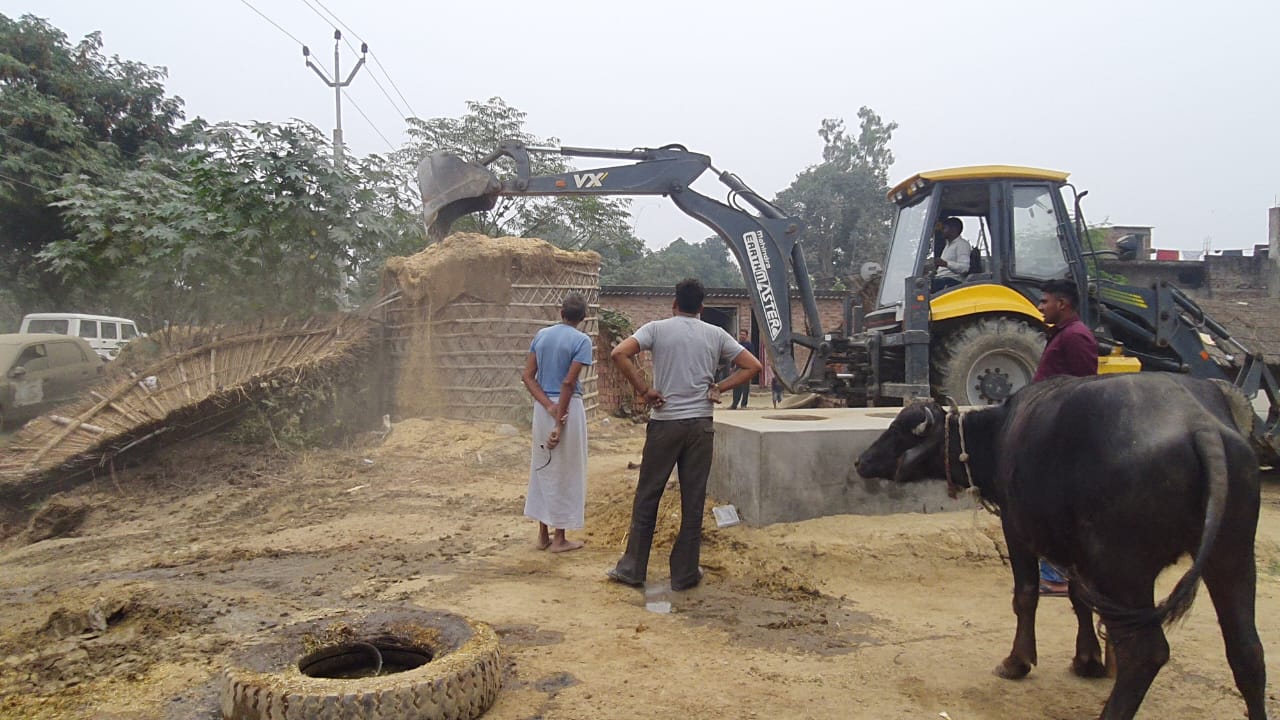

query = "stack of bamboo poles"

[{"left": 0, "top": 314, "right": 377, "bottom": 492}]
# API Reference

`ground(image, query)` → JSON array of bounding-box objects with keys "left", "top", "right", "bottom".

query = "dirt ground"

[{"left": 1, "top": 401, "right": 1279, "bottom": 719}]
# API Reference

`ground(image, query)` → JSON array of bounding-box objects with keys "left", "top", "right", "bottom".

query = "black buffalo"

[{"left": 855, "top": 373, "right": 1267, "bottom": 720}]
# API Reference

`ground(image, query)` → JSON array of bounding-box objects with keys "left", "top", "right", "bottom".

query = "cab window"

[
  {"left": 878, "top": 195, "right": 931, "bottom": 307},
  {"left": 14, "top": 344, "right": 50, "bottom": 372},
  {"left": 78, "top": 320, "right": 99, "bottom": 339},
  {"left": 101, "top": 322, "right": 118, "bottom": 340},
  {"left": 1010, "top": 185, "right": 1069, "bottom": 281},
  {"left": 122, "top": 324, "right": 138, "bottom": 340}
]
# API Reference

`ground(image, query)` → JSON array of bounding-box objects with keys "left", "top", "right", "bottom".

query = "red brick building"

[{"left": 593, "top": 285, "right": 848, "bottom": 416}]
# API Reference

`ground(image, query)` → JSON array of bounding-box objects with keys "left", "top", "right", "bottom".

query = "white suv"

[{"left": 19, "top": 313, "right": 142, "bottom": 361}]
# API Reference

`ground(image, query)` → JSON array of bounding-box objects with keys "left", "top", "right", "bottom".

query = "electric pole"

[{"left": 303, "top": 30, "right": 366, "bottom": 170}]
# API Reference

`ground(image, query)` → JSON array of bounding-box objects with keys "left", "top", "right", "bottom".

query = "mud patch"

[
  {"left": 495, "top": 623, "right": 566, "bottom": 647},
  {"left": 26, "top": 495, "right": 90, "bottom": 543}
]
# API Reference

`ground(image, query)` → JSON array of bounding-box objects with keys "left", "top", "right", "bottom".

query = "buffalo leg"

[
  {"left": 1204, "top": 546, "right": 1268, "bottom": 718},
  {"left": 1098, "top": 624, "right": 1168, "bottom": 720},
  {"left": 997, "top": 540, "right": 1040, "bottom": 680},
  {"left": 1068, "top": 581, "right": 1107, "bottom": 678}
]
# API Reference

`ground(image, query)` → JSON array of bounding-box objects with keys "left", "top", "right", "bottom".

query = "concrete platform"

[{"left": 709, "top": 407, "right": 969, "bottom": 526}]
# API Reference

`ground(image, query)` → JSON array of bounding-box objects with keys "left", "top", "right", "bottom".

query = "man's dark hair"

[
  {"left": 942, "top": 217, "right": 963, "bottom": 234},
  {"left": 675, "top": 278, "right": 705, "bottom": 313},
  {"left": 1043, "top": 278, "right": 1079, "bottom": 308},
  {"left": 561, "top": 292, "right": 588, "bottom": 322}
]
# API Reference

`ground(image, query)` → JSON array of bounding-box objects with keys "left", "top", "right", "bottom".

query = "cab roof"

[
  {"left": 888, "top": 165, "right": 1070, "bottom": 201},
  {"left": 0, "top": 333, "right": 86, "bottom": 346}
]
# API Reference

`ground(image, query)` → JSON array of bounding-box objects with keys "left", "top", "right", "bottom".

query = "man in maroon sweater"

[
  {"left": 1032, "top": 277, "right": 1098, "bottom": 595},
  {"left": 1033, "top": 278, "right": 1098, "bottom": 382}
]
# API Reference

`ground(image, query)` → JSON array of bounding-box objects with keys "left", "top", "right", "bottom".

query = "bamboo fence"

[{"left": 0, "top": 314, "right": 377, "bottom": 498}]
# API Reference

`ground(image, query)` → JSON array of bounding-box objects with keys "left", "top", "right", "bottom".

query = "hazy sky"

[{"left": 9, "top": 0, "right": 1279, "bottom": 255}]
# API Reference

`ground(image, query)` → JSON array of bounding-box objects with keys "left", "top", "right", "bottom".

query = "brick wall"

[{"left": 1205, "top": 254, "right": 1270, "bottom": 298}]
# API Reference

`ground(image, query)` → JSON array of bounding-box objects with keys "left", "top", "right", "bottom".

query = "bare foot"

[
  {"left": 548, "top": 539, "right": 584, "bottom": 553},
  {"left": 536, "top": 537, "right": 552, "bottom": 550}
]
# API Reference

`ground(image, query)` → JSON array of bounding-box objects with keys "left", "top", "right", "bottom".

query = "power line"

[
  {"left": 239, "top": 0, "right": 398, "bottom": 159},
  {"left": 0, "top": 170, "right": 48, "bottom": 193},
  {"left": 307, "top": 0, "right": 419, "bottom": 118},
  {"left": 237, "top": 0, "right": 305, "bottom": 47},
  {"left": 0, "top": 135, "right": 76, "bottom": 182},
  {"left": 368, "top": 52, "right": 418, "bottom": 118},
  {"left": 296, "top": 0, "right": 336, "bottom": 30},
  {"left": 302, "top": 2, "right": 411, "bottom": 121},
  {"left": 341, "top": 89, "right": 396, "bottom": 153},
  {"left": 307, "top": 0, "right": 363, "bottom": 43}
]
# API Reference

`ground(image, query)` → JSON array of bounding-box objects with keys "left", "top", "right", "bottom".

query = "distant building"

[{"left": 1097, "top": 225, "right": 1154, "bottom": 258}]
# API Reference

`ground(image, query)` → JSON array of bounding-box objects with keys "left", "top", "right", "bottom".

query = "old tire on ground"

[
  {"left": 221, "top": 608, "right": 501, "bottom": 720},
  {"left": 933, "top": 316, "right": 1045, "bottom": 405}
]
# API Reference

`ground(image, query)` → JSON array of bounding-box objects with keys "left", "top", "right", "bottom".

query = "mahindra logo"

[{"left": 573, "top": 172, "right": 608, "bottom": 189}]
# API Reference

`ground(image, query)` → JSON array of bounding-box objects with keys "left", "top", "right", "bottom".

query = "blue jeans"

[{"left": 1040, "top": 560, "right": 1068, "bottom": 584}]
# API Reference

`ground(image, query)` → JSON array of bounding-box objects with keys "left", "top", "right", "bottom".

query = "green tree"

[
  {"left": 0, "top": 13, "right": 185, "bottom": 313},
  {"left": 775, "top": 107, "right": 897, "bottom": 287},
  {"left": 399, "top": 97, "right": 643, "bottom": 262},
  {"left": 48, "top": 121, "right": 421, "bottom": 324},
  {"left": 604, "top": 236, "right": 743, "bottom": 287}
]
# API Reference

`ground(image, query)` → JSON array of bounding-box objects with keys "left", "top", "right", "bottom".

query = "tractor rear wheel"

[{"left": 933, "top": 317, "right": 1045, "bottom": 405}]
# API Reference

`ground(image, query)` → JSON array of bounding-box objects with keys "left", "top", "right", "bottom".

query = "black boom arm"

[{"left": 417, "top": 140, "right": 828, "bottom": 390}]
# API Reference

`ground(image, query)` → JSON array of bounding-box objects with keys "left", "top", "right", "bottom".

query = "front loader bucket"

[{"left": 416, "top": 153, "right": 503, "bottom": 240}]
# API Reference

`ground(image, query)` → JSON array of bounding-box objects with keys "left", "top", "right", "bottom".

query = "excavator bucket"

[{"left": 416, "top": 153, "right": 503, "bottom": 240}]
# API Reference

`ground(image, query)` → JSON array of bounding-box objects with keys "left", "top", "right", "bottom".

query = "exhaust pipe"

[{"left": 416, "top": 153, "right": 503, "bottom": 240}]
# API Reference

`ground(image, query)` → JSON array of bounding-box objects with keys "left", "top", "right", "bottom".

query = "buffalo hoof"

[
  {"left": 995, "top": 655, "right": 1032, "bottom": 680},
  {"left": 1071, "top": 655, "right": 1108, "bottom": 678}
]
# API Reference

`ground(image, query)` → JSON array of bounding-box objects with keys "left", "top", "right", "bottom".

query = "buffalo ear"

[{"left": 911, "top": 405, "right": 935, "bottom": 437}]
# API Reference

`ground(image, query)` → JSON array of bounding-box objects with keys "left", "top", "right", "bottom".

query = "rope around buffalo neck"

[{"left": 944, "top": 408, "right": 998, "bottom": 516}]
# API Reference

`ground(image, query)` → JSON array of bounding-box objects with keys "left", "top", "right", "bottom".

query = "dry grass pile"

[
  {"left": 380, "top": 233, "right": 602, "bottom": 424},
  {"left": 383, "top": 233, "right": 600, "bottom": 310}
]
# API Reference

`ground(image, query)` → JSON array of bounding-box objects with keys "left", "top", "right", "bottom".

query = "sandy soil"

[{"left": 1, "top": 403, "right": 1279, "bottom": 719}]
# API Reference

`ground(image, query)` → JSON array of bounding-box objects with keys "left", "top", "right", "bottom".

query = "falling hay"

[{"left": 380, "top": 233, "right": 602, "bottom": 425}]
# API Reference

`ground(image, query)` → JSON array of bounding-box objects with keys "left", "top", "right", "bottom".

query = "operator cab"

[{"left": 866, "top": 165, "right": 1083, "bottom": 329}]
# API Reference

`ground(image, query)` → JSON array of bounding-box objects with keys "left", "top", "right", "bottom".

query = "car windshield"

[{"left": 877, "top": 196, "right": 931, "bottom": 307}]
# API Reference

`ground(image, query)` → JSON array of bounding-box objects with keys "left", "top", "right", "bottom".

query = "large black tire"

[
  {"left": 933, "top": 317, "right": 1045, "bottom": 405},
  {"left": 221, "top": 608, "right": 501, "bottom": 720}
]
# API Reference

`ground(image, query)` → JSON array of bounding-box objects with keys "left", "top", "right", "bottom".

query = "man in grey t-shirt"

[{"left": 606, "top": 278, "right": 762, "bottom": 591}]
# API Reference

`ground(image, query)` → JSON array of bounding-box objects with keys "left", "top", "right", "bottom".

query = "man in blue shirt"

[{"left": 521, "top": 293, "right": 593, "bottom": 553}]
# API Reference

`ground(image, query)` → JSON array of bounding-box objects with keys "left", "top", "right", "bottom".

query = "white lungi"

[{"left": 525, "top": 396, "right": 587, "bottom": 529}]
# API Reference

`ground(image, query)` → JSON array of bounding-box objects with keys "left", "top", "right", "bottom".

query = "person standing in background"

[{"left": 730, "top": 329, "right": 755, "bottom": 409}]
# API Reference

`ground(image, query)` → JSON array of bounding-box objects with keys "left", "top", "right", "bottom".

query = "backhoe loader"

[{"left": 416, "top": 141, "right": 1280, "bottom": 459}]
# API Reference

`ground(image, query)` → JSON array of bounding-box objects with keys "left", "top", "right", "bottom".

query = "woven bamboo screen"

[
  {"left": 381, "top": 233, "right": 601, "bottom": 425},
  {"left": 0, "top": 315, "right": 376, "bottom": 486}
]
